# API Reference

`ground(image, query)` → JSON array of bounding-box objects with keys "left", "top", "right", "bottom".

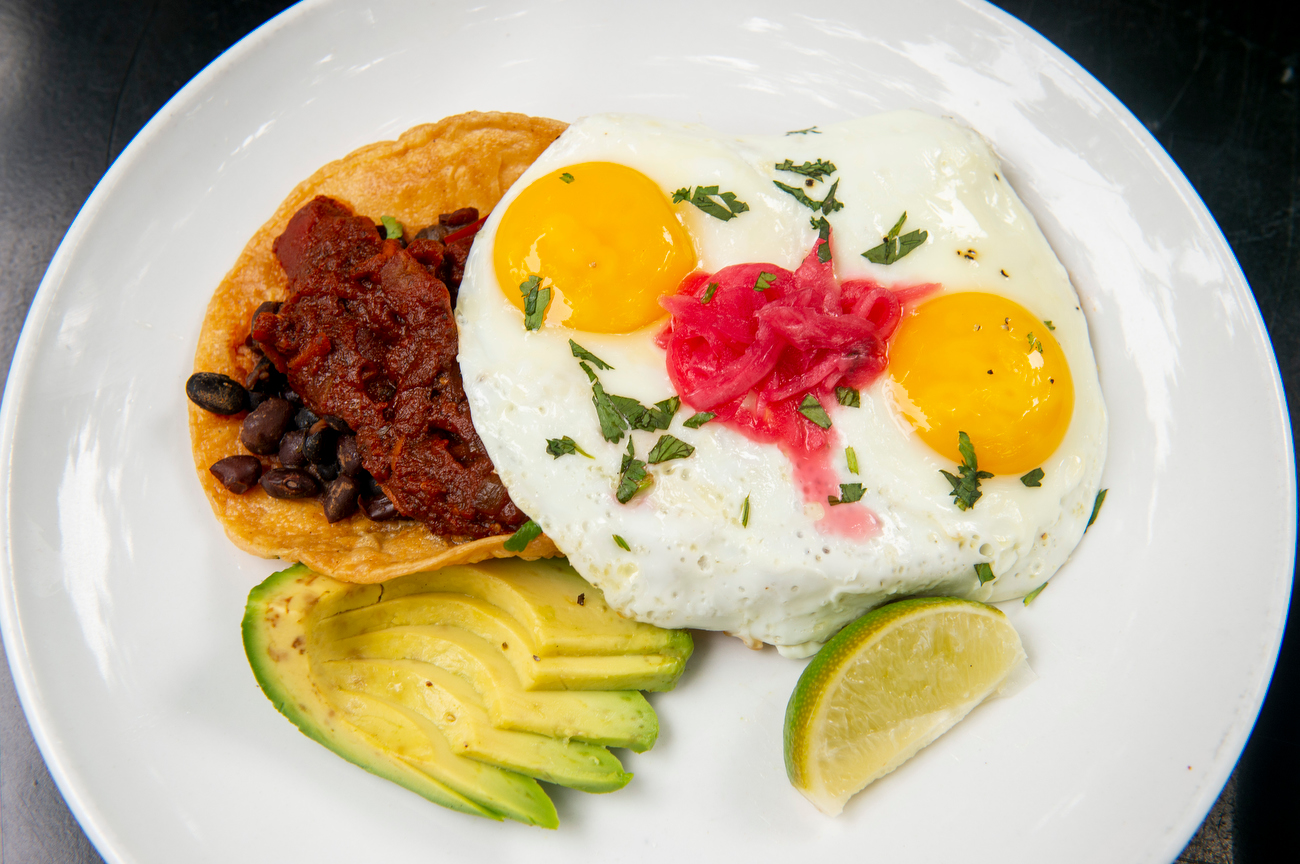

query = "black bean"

[
  {"left": 251, "top": 300, "right": 281, "bottom": 327},
  {"left": 337, "top": 435, "right": 363, "bottom": 476},
  {"left": 322, "top": 475, "right": 361, "bottom": 523},
  {"left": 209, "top": 456, "right": 262, "bottom": 493},
  {"left": 282, "top": 387, "right": 302, "bottom": 405},
  {"left": 244, "top": 355, "right": 275, "bottom": 391},
  {"left": 240, "top": 398, "right": 295, "bottom": 455},
  {"left": 308, "top": 462, "right": 339, "bottom": 485},
  {"left": 360, "top": 493, "right": 401, "bottom": 521},
  {"left": 259, "top": 468, "right": 319, "bottom": 499},
  {"left": 294, "top": 407, "right": 318, "bottom": 430},
  {"left": 186, "top": 372, "right": 248, "bottom": 415},
  {"left": 246, "top": 390, "right": 267, "bottom": 410},
  {"left": 319, "top": 414, "right": 351, "bottom": 433},
  {"left": 279, "top": 429, "right": 308, "bottom": 468},
  {"left": 304, "top": 419, "right": 337, "bottom": 464}
]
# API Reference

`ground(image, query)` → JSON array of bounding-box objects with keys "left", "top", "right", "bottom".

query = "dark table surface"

[{"left": 0, "top": 1, "right": 1295, "bottom": 861}]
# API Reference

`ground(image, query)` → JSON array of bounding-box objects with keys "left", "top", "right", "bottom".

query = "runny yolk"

[
  {"left": 887, "top": 291, "right": 1074, "bottom": 475},
  {"left": 493, "top": 162, "right": 696, "bottom": 333}
]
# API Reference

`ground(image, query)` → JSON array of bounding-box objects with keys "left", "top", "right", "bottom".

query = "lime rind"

[{"left": 784, "top": 597, "right": 1025, "bottom": 815}]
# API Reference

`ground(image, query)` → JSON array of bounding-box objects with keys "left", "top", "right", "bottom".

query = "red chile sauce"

[
  {"left": 658, "top": 234, "right": 936, "bottom": 539},
  {"left": 252, "top": 196, "right": 526, "bottom": 538}
]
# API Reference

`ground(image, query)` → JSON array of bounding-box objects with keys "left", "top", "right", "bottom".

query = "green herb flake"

[
  {"left": 828, "top": 483, "right": 865, "bottom": 506},
  {"left": 590, "top": 376, "right": 628, "bottom": 443},
  {"left": 559, "top": 172, "right": 575, "bottom": 183},
  {"left": 939, "top": 431, "right": 993, "bottom": 511},
  {"left": 675, "top": 185, "right": 750, "bottom": 221},
  {"left": 835, "top": 386, "right": 860, "bottom": 408},
  {"left": 648, "top": 434, "right": 695, "bottom": 464},
  {"left": 546, "top": 436, "right": 593, "bottom": 459},
  {"left": 1020, "top": 467, "right": 1045, "bottom": 487},
  {"left": 974, "top": 562, "right": 996, "bottom": 585},
  {"left": 818, "top": 178, "right": 844, "bottom": 215},
  {"left": 862, "top": 211, "right": 928, "bottom": 265},
  {"left": 797, "top": 394, "right": 832, "bottom": 429},
  {"left": 741, "top": 494, "right": 750, "bottom": 527},
  {"left": 701, "top": 282, "right": 719, "bottom": 303},
  {"left": 846, "top": 446, "right": 859, "bottom": 475},
  {"left": 775, "top": 158, "right": 837, "bottom": 181},
  {"left": 785, "top": 126, "right": 820, "bottom": 135},
  {"left": 810, "top": 215, "right": 832, "bottom": 263},
  {"left": 519, "top": 275, "right": 551, "bottom": 331},
  {"left": 609, "top": 393, "right": 675, "bottom": 432},
  {"left": 613, "top": 534, "right": 631, "bottom": 551},
  {"left": 773, "top": 180, "right": 821, "bottom": 210},
  {"left": 1023, "top": 581, "right": 1048, "bottom": 606},
  {"left": 1044, "top": 320, "right": 1055, "bottom": 330},
  {"left": 1085, "top": 488, "right": 1109, "bottom": 531},
  {"left": 1026, "top": 331, "right": 1044, "bottom": 354},
  {"left": 502, "top": 519, "right": 542, "bottom": 552},
  {"left": 683, "top": 411, "right": 716, "bottom": 429},
  {"left": 615, "top": 439, "right": 650, "bottom": 504},
  {"left": 569, "top": 339, "right": 614, "bottom": 370},
  {"left": 379, "top": 215, "right": 404, "bottom": 240},
  {"left": 754, "top": 271, "right": 776, "bottom": 291}
]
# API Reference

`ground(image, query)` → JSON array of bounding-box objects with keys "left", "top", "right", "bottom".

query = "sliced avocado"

[
  {"left": 243, "top": 564, "right": 557, "bottom": 827},
  {"left": 362, "top": 558, "right": 693, "bottom": 658},
  {"left": 315, "top": 593, "right": 689, "bottom": 692},
  {"left": 320, "top": 625, "right": 658, "bottom": 750},
  {"left": 320, "top": 658, "right": 632, "bottom": 792}
]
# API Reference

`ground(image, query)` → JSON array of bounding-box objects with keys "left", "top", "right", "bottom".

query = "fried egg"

[{"left": 456, "top": 112, "right": 1106, "bottom": 656}]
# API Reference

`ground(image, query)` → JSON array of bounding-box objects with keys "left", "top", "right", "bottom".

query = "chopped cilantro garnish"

[
  {"left": 775, "top": 158, "right": 837, "bottom": 181},
  {"left": 775, "top": 178, "right": 843, "bottom": 215},
  {"left": 683, "top": 411, "right": 716, "bottom": 429},
  {"left": 587, "top": 372, "right": 628, "bottom": 442},
  {"left": 616, "top": 439, "right": 650, "bottom": 503},
  {"left": 835, "top": 386, "right": 860, "bottom": 408},
  {"left": 570, "top": 339, "right": 613, "bottom": 370},
  {"left": 701, "top": 282, "right": 719, "bottom": 303},
  {"left": 519, "top": 275, "right": 550, "bottom": 330},
  {"left": 797, "top": 394, "right": 832, "bottom": 429},
  {"left": 1027, "top": 331, "right": 1044, "bottom": 354},
  {"left": 546, "top": 436, "right": 593, "bottom": 459},
  {"left": 774, "top": 181, "right": 820, "bottom": 210},
  {"left": 1043, "top": 320, "right": 1055, "bottom": 330},
  {"left": 741, "top": 494, "right": 750, "bottom": 526},
  {"left": 502, "top": 519, "right": 542, "bottom": 552},
  {"left": 939, "top": 431, "right": 993, "bottom": 511},
  {"left": 613, "top": 534, "right": 631, "bottom": 551},
  {"left": 1020, "top": 467, "right": 1045, "bottom": 487},
  {"left": 754, "top": 271, "right": 776, "bottom": 291},
  {"left": 974, "top": 562, "right": 995, "bottom": 585},
  {"left": 673, "top": 185, "right": 750, "bottom": 221},
  {"left": 846, "top": 446, "right": 859, "bottom": 475},
  {"left": 785, "top": 126, "right": 821, "bottom": 135},
  {"left": 648, "top": 434, "right": 695, "bottom": 464},
  {"left": 1023, "top": 581, "right": 1048, "bottom": 605},
  {"left": 828, "top": 483, "right": 865, "bottom": 505},
  {"left": 609, "top": 394, "right": 676, "bottom": 432},
  {"left": 810, "top": 215, "right": 832, "bottom": 262},
  {"left": 819, "top": 178, "right": 844, "bottom": 214},
  {"left": 560, "top": 172, "right": 574, "bottom": 183},
  {"left": 862, "top": 211, "right": 928, "bottom": 265},
  {"left": 1085, "top": 488, "right": 1108, "bottom": 531},
  {"left": 380, "top": 215, "right": 404, "bottom": 240}
]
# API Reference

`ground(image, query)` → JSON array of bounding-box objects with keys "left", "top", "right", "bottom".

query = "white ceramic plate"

[{"left": 2, "top": 1, "right": 1293, "bottom": 862}]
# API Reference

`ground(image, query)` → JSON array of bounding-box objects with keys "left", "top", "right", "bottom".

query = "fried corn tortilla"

[{"left": 190, "top": 112, "right": 567, "bottom": 583}]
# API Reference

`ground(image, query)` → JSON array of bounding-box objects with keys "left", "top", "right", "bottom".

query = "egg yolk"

[
  {"left": 493, "top": 162, "right": 696, "bottom": 333},
  {"left": 888, "top": 292, "right": 1074, "bottom": 475}
]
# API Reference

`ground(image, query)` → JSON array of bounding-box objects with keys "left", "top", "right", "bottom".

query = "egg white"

[{"left": 456, "top": 112, "right": 1107, "bottom": 655}]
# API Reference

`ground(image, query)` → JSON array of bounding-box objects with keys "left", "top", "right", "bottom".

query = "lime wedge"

[{"left": 783, "top": 597, "right": 1025, "bottom": 815}]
